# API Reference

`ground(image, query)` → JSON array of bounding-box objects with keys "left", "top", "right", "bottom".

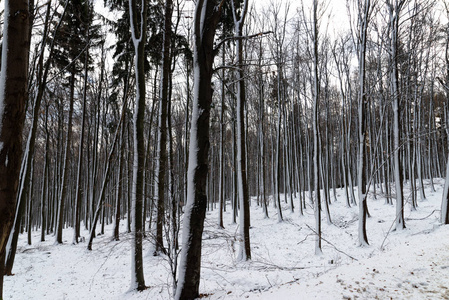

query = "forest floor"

[{"left": 4, "top": 179, "right": 449, "bottom": 300}]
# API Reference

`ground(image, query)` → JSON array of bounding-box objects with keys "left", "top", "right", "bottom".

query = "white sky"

[{"left": 93, "top": 0, "right": 350, "bottom": 32}]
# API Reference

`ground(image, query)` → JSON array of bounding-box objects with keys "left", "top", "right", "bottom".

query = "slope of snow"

[
  {"left": 245, "top": 225, "right": 449, "bottom": 300},
  {"left": 4, "top": 179, "right": 449, "bottom": 299}
]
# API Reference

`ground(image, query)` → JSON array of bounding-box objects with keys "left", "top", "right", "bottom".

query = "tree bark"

[
  {"left": 154, "top": 0, "right": 174, "bottom": 255},
  {"left": 311, "top": 0, "right": 322, "bottom": 255},
  {"left": 55, "top": 69, "right": 75, "bottom": 244},
  {"left": 129, "top": 0, "right": 148, "bottom": 291},
  {"left": 388, "top": 0, "right": 406, "bottom": 231},
  {"left": 0, "top": 0, "right": 30, "bottom": 297},
  {"left": 73, "top": 36, "right": 89, "bottom": 244},
  {"left": 356, "top": 0, "right": 371, "bottom": 247},
  {"left": 175, "top": 1, "right": 224, "bottom": 299},
  {"left": 232, "top": 0, "right": 251, "bottom": 262}
]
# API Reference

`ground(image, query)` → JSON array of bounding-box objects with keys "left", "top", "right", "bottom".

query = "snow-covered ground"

[{"left": 5, "top": 179, "right": 449, "bottom": 299}]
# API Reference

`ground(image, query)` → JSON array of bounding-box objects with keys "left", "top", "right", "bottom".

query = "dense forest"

[{"left": 1, "top": 0, "right": 449, "bottom": 299}]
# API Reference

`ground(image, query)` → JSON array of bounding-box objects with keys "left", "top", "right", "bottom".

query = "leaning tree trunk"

[{"left": 86, "top": 100, "right": 127, "bottom": 251}]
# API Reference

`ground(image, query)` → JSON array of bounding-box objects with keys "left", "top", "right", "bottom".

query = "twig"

[
  {"left": 406, "top": 209, "right": 440, "bottom": 221},
  {"left": 306, "top": 224, "right": 358, "bottom": 261},
  {"left": 251, "top": 260, "right": 306, "bottom": 271},
  {"left": 265, "top": 274, "right": 272, "bottom": 288},
  {"left": 89, "top": 237, "right": 130, "bottom": 291},
  {"left": 296, "top": 234, "right": 310, "bottom": 245},
  {"left": 380, "top": 193, "right": 413, "bottom": 251},
  {"left": 213, "top": 31, "right": 273, "bottom": 54}
]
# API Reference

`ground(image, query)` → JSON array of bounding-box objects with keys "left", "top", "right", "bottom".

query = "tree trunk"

[
  {"left": 0, "top": 0, "right": 30, "bottom": 297},
  {"left": 175, "top": 1, "right": 223, "bottom": 298},
  {"left": 232, "top": 0, "right": 251, "bottom": 262},
  {"left": 154, "top": 0, "right": 173, "bottom": 255},
  {"left": 5, "top": 0, "right": 61, "bottom": 272},
  {"left": 218, "top": 49, "right": 225, "bottom": 228},
  {"left": 55, "top": 69, "right": 75, "bottom": 244},
  {"left": 113, "top": 102, "right": 126, "bottom": 241},
  {"left": 128, "top": 0, "right": 148, "bottom": 291},
  {"left": 41, "top": 104, "right": 50, "bottom": 242},
  {"left": 388, "top": 0, "right": 405, "bottom": 231},
  {"left": 73, "top": 37, "right": 90, "bottom": 244},
  {"left": 312, "top": 0, "right": 322, "bottom": 255},
  {"left": 356, "top": 0, "right": 371, "bottom": 247}
]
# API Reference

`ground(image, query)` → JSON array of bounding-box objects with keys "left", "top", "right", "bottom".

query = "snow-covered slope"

[{"left": 4, "top": 179, "right": 449, "bottom": 299}]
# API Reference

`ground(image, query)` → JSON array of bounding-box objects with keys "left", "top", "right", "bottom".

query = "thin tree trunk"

[
  {"left": 232, "top": 0, "right": 251, "bottom": 261},
  {"left": 27, "top": 157, "right": 34, "bottom": 246},
  {"left": 5, "top": 0, "right": 63, "bottom": 272},
  {"left": 154, "top": 0, "right": 173, "bottom": 256},
  {"left": 55, "top": 69, "right": 75, "bottom": 244},
  {"left": 113, "top": 94, "right": 127, "bottom": 242},
  {"left": 73, "top": 35, "right": 90, "bottom": 244},
  {"left": 356, "top": 0, "right": 371, "bottom": 246},
  {"left": 312, "top": 0, "right": 322, "bottom": 255},
  {"left": 388, "top": 0, "right": 405, "bottom": 230},
  {"left": 218, "top": 49, "right": 225, "bottom": 228},
  {"left": 41, "top": 105, "right": 50, "bottom": 242}
]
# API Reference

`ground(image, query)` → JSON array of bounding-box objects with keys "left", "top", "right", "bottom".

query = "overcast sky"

[{"left": 93, "top": 0, "right": 350, "bottom": 37}]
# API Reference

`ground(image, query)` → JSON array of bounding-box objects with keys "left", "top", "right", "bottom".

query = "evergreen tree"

[{"left": 52, "top": 0, "right": 101, "bottom": 244}]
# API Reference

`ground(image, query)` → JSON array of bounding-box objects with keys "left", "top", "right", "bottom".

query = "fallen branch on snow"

[{"left": 306, "top": 224, "right": 358, "bottom": 261}]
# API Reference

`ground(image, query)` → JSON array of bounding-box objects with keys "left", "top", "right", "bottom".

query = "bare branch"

[{"left": 213, "top": 31, "right": 273, "bottom": 55}]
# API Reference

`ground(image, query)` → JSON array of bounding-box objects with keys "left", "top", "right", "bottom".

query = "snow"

[{"left": 4, "top": 179, "right": 449, "bottom": 299}]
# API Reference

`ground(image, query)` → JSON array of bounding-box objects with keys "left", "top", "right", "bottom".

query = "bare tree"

[
  {"left": 354, "top": 0, "right": 374, "bottom": 246},
  {"left": 154, "top": 0, "right": 174, "bottom": 256},
  {"left": 387, "top": 0, "right": 406, "bottom": 231},
  {"left": 232, "top": 0, "right": 251, "bottom": 261}
]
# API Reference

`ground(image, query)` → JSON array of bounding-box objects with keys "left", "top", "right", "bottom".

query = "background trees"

[{"left": 2, "top": 0, "right": 449, "bottom": 298}]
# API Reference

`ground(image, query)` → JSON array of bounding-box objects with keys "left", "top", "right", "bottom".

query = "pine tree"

[{"left": 52, "top": 0, "right": 101, "bottom": 244}]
